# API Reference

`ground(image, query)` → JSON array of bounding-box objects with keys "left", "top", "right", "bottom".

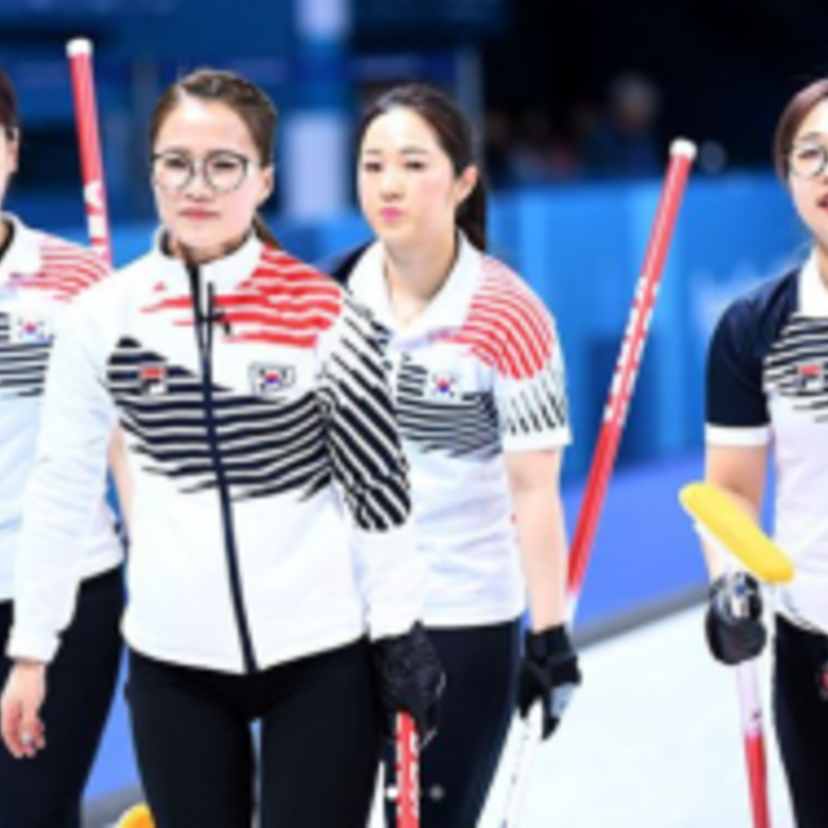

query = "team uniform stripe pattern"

[
  {"left": 320, "top": 297, "right": 412, "bottom": 531},
  {"left": 106, "top": 337, "right": 331, "bottom": 501},
  {"left": 498, "top": 359, "right": 569, "bottom": 440},
  {"left": 450, "top": 257, "right": 569, "bottom": 441},
  {"left": 395, "top": 358, "right": 500, "bottom": 458},
  {"left": 0, "top": 314, "right": 51, "bottom": 397},
  {"left": 0, "top": 236, "right": 107, "bottom": 398},
  {"left": 142, "top": 248, "right": 342, "bottom": 347},
  {"left": 28, "top": 239, "right": 108, "bottom": 301},
  {"left": 451, "top": 257, "right": 555, "bottom": 379},
  {"left": 764, "top": 314, "right": 828, "bottom": 419}
]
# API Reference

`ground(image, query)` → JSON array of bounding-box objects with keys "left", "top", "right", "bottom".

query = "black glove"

[
  {"left": 517, "top": 624, "right": 581, "bottom": 740},
  {"left": 705, "top": 572, "right": 767, "bottom": 665},
  {"left": 371, "top": 622, "right": 445, "bottom": 748}
]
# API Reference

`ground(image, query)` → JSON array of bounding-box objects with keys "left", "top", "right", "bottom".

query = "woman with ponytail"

[{"left": 324, "top": 83, "right": 582, "bottom": 828}]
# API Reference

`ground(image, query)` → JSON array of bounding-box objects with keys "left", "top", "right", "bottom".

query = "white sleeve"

[
  {"left": 495, "top": 310, "right": 572, "bottom": 453},
  {"left": 319, "top": 296, "right": 427, "bottom": 639},
  {"left": 7, "top": 293, "right": 117, "bottom": 663}
]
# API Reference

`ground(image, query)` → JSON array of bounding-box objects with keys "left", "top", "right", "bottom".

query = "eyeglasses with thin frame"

[
  {"left": 151, "top": 149, "right": 260, "bottom": 194},
  {"left": 787, "top": 141, "right": 828, "bottom": 180}
]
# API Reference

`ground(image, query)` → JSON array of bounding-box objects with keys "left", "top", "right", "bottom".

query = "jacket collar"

[
  {"left": 348, "top": 232, "right": 481, "bottom": 338},
  {"left": 0, "top": 214, "right": 43, "bottom": 286}
]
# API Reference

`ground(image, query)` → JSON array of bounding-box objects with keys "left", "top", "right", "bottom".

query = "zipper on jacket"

[{"left": 186, "top": 263, "right": 257, "bottom": 673}]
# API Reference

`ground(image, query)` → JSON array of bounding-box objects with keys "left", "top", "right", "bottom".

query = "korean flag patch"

[
  {"left": 11, "top": 315, "right": 52, "bottom": 345},
  {"left": 139, "top": 363, "right": 168, "bottom": 396},
  {"left": 426, "top": 371, "right": 459, "bottom": 402},
  {"left": 250, "top": 363, "right": 295, "bottom": 398}
]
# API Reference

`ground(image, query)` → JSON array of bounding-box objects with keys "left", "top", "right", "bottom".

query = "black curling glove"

[
  {"left": 517, "top": 624, "right": 582, "bottom": 740},
  {"left": 372, "top": 622, "right": 445, "bottom": 748}
]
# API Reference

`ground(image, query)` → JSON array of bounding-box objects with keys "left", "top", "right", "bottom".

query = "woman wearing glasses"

[
  {"left": 702, "top": 78, "right": 828, "bottom": 827},
  {"left": 0, "top": 68, "right": 443, "bottom": 828},
  {"left": 0, "top": 64, "right": 124, "bottom": 828}
]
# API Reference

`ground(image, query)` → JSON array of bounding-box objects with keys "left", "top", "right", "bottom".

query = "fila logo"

[
  {"left": 797, "top": 361, "right": 826, "bottom": 392},
  {"left": 250, "top": 363, "right": 295, "bottom": 397},
  {"left": 139, "top": 363, "right": 168, "bottom": 396},
  {"left": 11, "top": 315, "right": 52, "bottom": 344},
  {"left": 426, "top": 371, "right": 459, "bottom": 401}
]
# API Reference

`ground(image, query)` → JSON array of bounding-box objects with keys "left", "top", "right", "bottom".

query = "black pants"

[
  {"left": 0, "top": 566, "right": 125, "bottom": 828},
  {"left": 383, "top": 619, "right": 521, "bottom": 828},
  {"left": 126, "top": 638, "right": 382, "bottom": 828},
  {"left": 773, "top": 615, "right": 828, "bottom": 827}
]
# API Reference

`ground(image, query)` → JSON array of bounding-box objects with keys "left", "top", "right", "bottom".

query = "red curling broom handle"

[
  {"left": 499, "top": 137, "right": 696, "bottom": 828},
  {"left": 566, "top": 139, "right": 696, "bottom": 614},
  {"left": 66, "top": 38, "right": 112, "bottom": 266},
  {"left": 396, "top": 713, "right": 419, "bottom": 828}
]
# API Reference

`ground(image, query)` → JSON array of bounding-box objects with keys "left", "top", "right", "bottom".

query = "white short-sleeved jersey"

[
  {"left": 343, "top": 234, "right": 572, "bottom": 627},
  {"left": 0, "top": 214, "right": 119, "bottom": 603},
  {"left": 706, "top": 252, "right": 828, "bottom": 633}
]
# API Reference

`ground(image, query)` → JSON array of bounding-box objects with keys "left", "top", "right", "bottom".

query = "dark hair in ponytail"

[
  {"left": 252, "top": 213, "right": 280, "bottom": 248},
  {"left": 0, "top": 64, "right": 19, "bottom": 139},
  {"left": 150, "top": 68, "right": 281, "bottom": 249},
  {"left": 358, "top": 83, "right": 487, "bottom": 251}
]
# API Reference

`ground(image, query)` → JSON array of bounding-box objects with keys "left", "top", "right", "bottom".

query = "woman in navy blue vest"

[{"left": 703, "top": 78, "right": 828, "bottom": 827}]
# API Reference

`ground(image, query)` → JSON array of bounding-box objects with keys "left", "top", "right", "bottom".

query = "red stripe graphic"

[
  {"left": 450, "top": 257, "right": 555, "bottom": 379},
  {"left": 14, "top": 237, "right": 108, "bottom": 302},
  {"left": 142, "top": 247, "right": 343, "bottom": 348}
]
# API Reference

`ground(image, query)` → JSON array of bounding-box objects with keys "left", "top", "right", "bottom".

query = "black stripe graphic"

[
  {"left": 500, "top": 359, "right": 569, "bottom": 440},
  {"left": 320, "top": 299, "right": 412, "bottom": 531},
  {"left": 395, "top": 359, "right": 501, "bottom": 459},
  {"left": 106, "top": 337, "right": 331, "bottom": 501},
  {"left": 764, "top": 314, "right": 828, "bottom": 420}
]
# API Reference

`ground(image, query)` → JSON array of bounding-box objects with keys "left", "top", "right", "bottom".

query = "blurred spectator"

[
  {"left": 511, "top": 108, "right": 579, "bottom": 184},
  {"left": 485, "top": 107, "right": 579, "bottom": 188},
  {"left": 482, "top": 108, "right": 516, "bottom": 189},
  {"left": 581, "top": 72, "right": 662, "bottom": 178}
]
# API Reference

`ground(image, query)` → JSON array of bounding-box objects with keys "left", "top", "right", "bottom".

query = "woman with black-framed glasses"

[
  {"left": 0, "top": 67, "right": 444, "bottom": 828},
  {"left": 701, "top": 77, "right": 828, "bottom": 827}
]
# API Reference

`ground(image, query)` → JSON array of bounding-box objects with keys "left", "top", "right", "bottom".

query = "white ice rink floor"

[{"left": 370, "top": 604, "right": 795, "bottom": 828}]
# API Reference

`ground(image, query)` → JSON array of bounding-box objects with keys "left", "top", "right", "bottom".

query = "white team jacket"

[
  {"left": 9, "top": 233, "right": 425, "bottom": 672},
  {"left": 0, "top": 214, "right": 120, "bottom": 606}
]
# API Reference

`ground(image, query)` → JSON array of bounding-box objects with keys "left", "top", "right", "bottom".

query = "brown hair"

[
  {"left": 149, "top": 68, "right": 280, "bottom": 248},
  {"left": 0, "top": 64, "right": 19, "bottom": 138},
  {"left": 773, "top": 78, "right": 828, "bottom": 181},
  {"left": 358, "top": 83, "right": 488, "bottom": 251}
]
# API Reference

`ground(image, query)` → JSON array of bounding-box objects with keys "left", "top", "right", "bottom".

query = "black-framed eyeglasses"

[
  {"left": 787, "top": 141, "right": 828, "bottom": 180},
  {"left": 151, "top": 150, "right": 259, "bottom": 194}
]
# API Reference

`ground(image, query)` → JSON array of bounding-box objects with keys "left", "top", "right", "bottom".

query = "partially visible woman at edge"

[
  {"left": 0, "top": 63, "right": 125, "bottom": 828},
  {"left": 0, "top": 69, "right": 443, "bottom": 828},
  {"left": 701, "top": 77, "right": 828, "bottom": 828},
  {"left": 323, "top": 83, "right": 582, "bottom": 827}
]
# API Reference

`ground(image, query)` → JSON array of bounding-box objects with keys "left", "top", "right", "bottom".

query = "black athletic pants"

[
  {"left": 383, "top": 618, "right": 521, "bottom": 828},
  {"left": 126, "top": 638, "right": 382, "bottom": 828},
  {"left": 0, "top": 566, "right": 125, "bottom": 828},
  {"left": 774, "top": 614, "right": 828, "bottom": 827}
]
